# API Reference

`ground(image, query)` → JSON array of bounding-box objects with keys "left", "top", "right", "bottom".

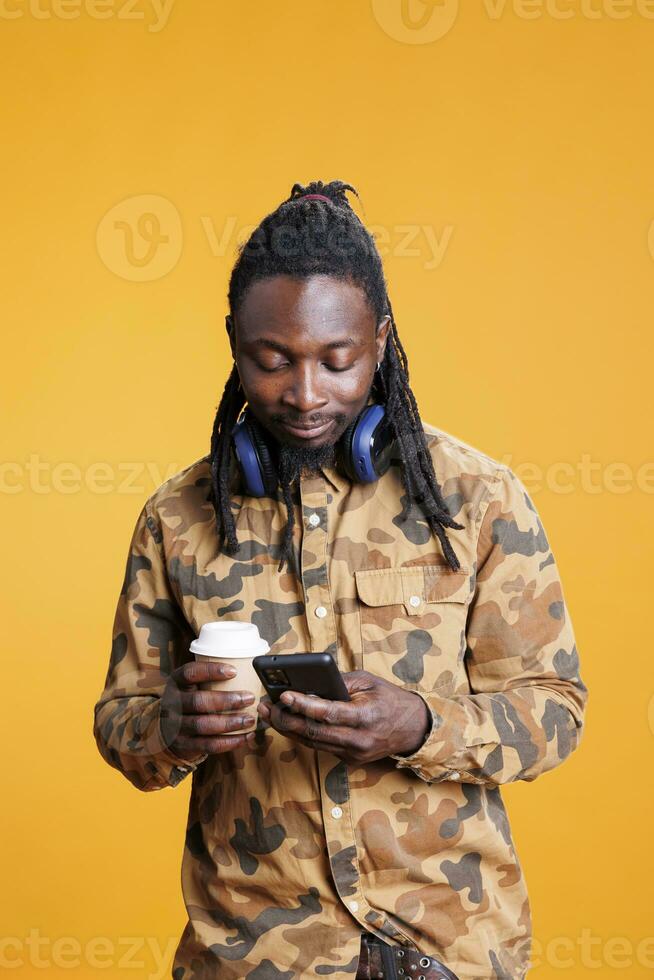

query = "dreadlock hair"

[{"left": 210, "top": 179, "right": 464, "bottom": 574}]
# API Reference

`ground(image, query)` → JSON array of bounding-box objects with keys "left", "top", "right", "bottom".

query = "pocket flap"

[{"left": 354, "top": 564, "right": 470, "bottom": 615}]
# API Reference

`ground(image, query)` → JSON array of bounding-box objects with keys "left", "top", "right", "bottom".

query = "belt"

[{"left": 355, "top": 931, "right": 459, "bottom": 980}]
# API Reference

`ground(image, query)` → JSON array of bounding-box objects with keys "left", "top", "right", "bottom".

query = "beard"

[{"left": 276, "top": 438, "right": 338, "bottom": 486}]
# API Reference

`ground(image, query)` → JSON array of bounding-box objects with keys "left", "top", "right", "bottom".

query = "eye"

[
  {"left": 257, "top": 361, "right": 289, "bottom": 372},
  {"left": 324, "top": 362, "right": 355, "bottom": 372}
]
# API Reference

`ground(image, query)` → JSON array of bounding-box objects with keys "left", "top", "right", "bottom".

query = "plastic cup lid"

[{"left": 189, "top": 621, "right": 270, "bottom": 658}]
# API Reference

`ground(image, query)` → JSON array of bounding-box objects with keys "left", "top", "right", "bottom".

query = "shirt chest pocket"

[{"left": 353, "top": 564, "right": 471, "bottom": 694}]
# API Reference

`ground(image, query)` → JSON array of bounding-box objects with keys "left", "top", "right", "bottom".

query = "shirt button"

[
  {"left": 331, "top": 806, "right": 343, "bottom": 819},
  {"left": 315, "top": 605, "right": 328, "bottom": 619},
  {"left": 349, "top": 901, "right": 359, "bottom": 913},
  {"left": 409, "top": 594, "right": 421, "bottom": 608},
  {"left": 307, "top": 512, "right": 320, "bottom": 527},
  {"left": 450, "top": 771, "right": 461, "bottom": 780}
]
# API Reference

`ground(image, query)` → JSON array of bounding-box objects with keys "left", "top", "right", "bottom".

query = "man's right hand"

[{"left": 160, "top": 661, "right": 257, "bottom": 763}]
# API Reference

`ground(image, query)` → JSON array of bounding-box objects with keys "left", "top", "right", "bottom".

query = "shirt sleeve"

[
  {"left": 92, "top": 499, "right": 208, "bottom": 792},
  {"left": 390, "top": 464, "right": 588, "bottom": 786}
]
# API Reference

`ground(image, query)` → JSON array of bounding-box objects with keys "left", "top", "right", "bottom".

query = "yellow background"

[{"left": 2, "top": 1, "right": 653, "bottom": 976}]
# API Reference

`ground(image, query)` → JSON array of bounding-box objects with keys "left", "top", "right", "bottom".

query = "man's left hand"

[{"left": 254, "top": 670, "right": 431, "bottom": 764}]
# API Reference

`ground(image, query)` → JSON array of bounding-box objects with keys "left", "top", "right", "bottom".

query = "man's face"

[{"left": 226, "top": 275, "right": 390, "bottom": 458}]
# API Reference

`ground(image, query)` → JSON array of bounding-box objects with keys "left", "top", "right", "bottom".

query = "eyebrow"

[{"left": 246, "top": 337, "right": 360, "bottom": 354}]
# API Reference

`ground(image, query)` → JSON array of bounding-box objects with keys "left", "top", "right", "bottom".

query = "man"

[{"left": 93, "top": 180, "right": 588, "bottom": 980}]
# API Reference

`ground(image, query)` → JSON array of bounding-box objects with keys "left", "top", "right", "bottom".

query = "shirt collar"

[{"left": 319, "top": 462, "right": 350, "bottom": 494}]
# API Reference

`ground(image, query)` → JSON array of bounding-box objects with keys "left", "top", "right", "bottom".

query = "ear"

[
  {"left": 375, "top": 315, "right": 391, "bottom": 364},
  {"left": 225, "top": 314, "right": 236, "bottom": 358}
]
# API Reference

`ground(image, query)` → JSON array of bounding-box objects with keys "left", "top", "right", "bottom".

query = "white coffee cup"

[{"left": 189, "top": 622, "right": 269, "bottom": 734}]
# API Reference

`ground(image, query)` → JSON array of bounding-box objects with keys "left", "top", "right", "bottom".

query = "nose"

[{"left": 280, "top": 361, "right": 329, "bottom": 416}]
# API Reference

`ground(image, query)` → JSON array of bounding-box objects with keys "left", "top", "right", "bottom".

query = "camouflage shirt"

[{"left": 93, "top": 420, "right": 588, "bottom": 979}]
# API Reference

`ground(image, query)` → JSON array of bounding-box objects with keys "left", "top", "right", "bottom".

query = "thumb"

[{"left": 341, "top": 670, "right": 379, "bottom": 696}]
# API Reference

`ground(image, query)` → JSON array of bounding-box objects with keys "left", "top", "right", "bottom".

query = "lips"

[{"left": 279, "top": 419, "right": 335, "bottom": 440}]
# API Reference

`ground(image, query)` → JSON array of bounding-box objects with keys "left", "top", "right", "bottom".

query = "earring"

[{"left": 375, "top": 361, "right": 381, "bottom": 373}]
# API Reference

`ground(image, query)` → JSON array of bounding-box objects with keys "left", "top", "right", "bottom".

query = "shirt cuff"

[{"left": 389, "top": 689, "right": 483, "bottom": 784}]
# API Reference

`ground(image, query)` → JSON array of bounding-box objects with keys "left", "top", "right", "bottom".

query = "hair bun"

[{"left": 288, "top": 180, "right": 358, "bottom": 208}]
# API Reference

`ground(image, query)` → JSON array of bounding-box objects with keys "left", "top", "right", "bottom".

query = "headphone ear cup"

[
  {"left": 340, "top": 404, "right": 394, "bottom": 484},
  {"left": 245, "top": 416, "right": 278, "bottom": 495},
  {"left": 338, "top": 417, "right": 359, "bottom": 483},
  {"left": 231, "top": 408, "right": 279, "bottom": 497}
]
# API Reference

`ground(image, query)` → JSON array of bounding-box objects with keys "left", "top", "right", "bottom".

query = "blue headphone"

[{"left": 231, "top": 403, "right": 396, "bottom": 497}]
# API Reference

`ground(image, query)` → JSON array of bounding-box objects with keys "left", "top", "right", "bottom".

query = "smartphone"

[{"left": 252, "top": 652, "right": 350, "bottom": 704}]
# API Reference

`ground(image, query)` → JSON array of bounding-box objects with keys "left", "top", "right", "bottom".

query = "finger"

[
  {"left": 183, "top": 732, "right": 251, "bottom": 754},
  {"left": 181, "top": 689, "right": 256, "bottom": 714},
  {"left": 282, "top": 730, "right": 349, "bottom": 757},
  {"left": 267, "top": 703, "right": 355, "bottom": 749},
  {"left": 176, "top": 661, "right": 238, "bottom": 688},
  {"left": 180, "top": 712, "right": 256, "bottom": 736},
  {"left": 278, "top": 690, "right": 362, "bottom": 727}
]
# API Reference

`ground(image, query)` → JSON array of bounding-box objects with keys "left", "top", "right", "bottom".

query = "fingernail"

[
  {"left": 246, "top": 732, "right": 256, "bottom": 744},
  {"left": 280, "top": 693, "right": 294, "bottom": 706}
]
